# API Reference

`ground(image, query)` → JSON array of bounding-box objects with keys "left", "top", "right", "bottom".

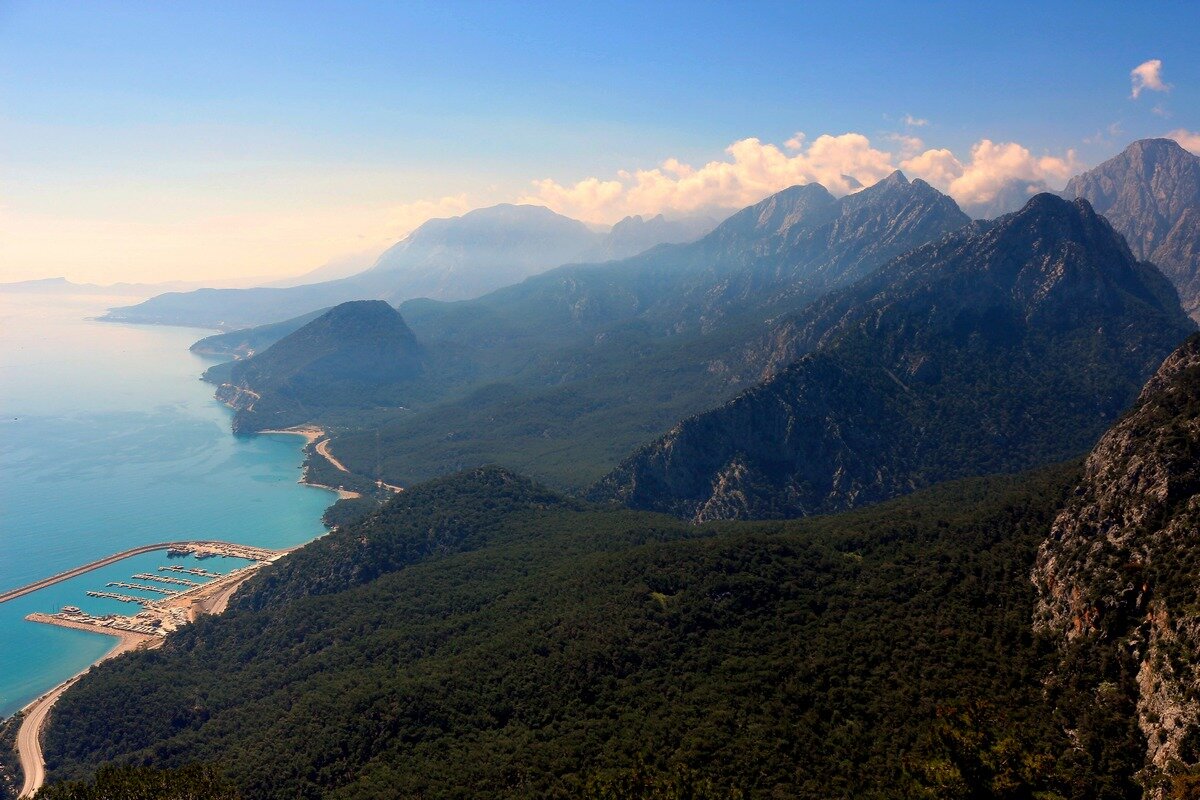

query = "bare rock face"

[
  {"left": 1033, "top": 334, "right": 1200, "bottom": 793},
  {"left": 1065, "top": 138, "right": 1200, "bottom": 319}
]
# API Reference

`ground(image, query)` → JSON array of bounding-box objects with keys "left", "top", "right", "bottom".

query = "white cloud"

[
  {"left": 1131, "top": 59, "right": 1170, "bottom": 99},
  {"left": 899, "top": 147, "right": 962, "bottom": 187},
  {"left": 903, "top": 114, "right": 929, "bottom": 128},
  {"left": 1084, "top": 122, "right": 1124, "bottom": 146},
  {"left": 1167, "top": 129, "right": 1200, "bottom": 155},
  {"left": 901, "top": 139, "right": 1080, "bottom": 208},
  {"left": 520, "top": 132, "right": 1081, "bottom": 223},
  {"left": 885, "top": 133, "right": 926, "bottom": 158},
  {"left": 519, "top": 133, "right": 898, "bottom": 222}
]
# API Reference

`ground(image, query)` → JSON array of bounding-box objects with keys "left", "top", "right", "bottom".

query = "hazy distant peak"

[{"left": 712, "top": 182, "right": 838, "bottom": 238}]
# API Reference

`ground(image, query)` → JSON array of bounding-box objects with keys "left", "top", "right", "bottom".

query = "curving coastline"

[
  {"left": 11, "top": 548, "right": 276, "bottom": 797},
  {"left": 258, "top": 426, "right": 365, "bottom": 499}
]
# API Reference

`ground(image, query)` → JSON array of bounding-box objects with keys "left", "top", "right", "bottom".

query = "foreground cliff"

[{"left": 1034, "top": 333, "right": 1200, "bottom": 797}]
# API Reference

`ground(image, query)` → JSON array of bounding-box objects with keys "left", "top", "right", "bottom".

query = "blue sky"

[{"left": 1, "top": 1, "right": 1197, "bottom": 283}]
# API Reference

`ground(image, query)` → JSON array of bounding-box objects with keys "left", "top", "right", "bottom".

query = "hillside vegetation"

[{"left": 41, "top": 462, "right": 1158, "bottom": 799}]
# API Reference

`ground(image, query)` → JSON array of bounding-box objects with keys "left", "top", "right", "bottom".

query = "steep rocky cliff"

[
  {"left": 1065, "top": 138, "right": 1200, "bottom": 319},
  {"left": 1033, "top": 333, "right": 1200, "bottom": 796},
  {"left": 592, "top": 194, "right": 1195, "bottom": 521}
]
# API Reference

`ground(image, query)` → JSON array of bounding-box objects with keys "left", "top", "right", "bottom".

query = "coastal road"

[
  {"left": 315, "top": 437, "right": 351, "bottom": 473},
  {"left": 17, "top": 676, "right": 76, "bottom": 797},
  {"left": 15, "top": 629, "right": 151, "bottom": 798}
]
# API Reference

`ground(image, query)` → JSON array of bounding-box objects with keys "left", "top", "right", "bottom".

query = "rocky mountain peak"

[
  {"left": 1063, "top": 138, "right": 1200, "bottom": 319},
  {"left": 709, "top": 182, "right": 838, "bottom": 240},
  {"left": 592, "top": 185, "right": 1193, "bottom": 523},
  {"left": 876, "top": 169, "right": 910, "bottom": 187}
]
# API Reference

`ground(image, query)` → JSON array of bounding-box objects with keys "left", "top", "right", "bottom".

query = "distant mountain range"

[
  {"left": 0, "top": 276, "right": 258, "bottom": 297},
  {"left": 1064, "top": 138, "right": 1200, "bottom": 319},
  {"left": 591, "top": 194, "right": 1194, "bottom": 520},
  {"left": 200, "top": 172, "right": 971, "bottom": 490},
  {"left": 99, "top": 205, "right": 717, "bottom": 330}
]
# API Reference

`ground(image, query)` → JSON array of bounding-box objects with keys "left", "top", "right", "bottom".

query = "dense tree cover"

[
  {"left": 40, "top": 461, "right": 1146, "bottom": 799},
  {"left": 0, "top": 715, "right": 20, "bottom": 800},
  {"left": 33, "top": 764, "right": 239, "bottom": 799}
]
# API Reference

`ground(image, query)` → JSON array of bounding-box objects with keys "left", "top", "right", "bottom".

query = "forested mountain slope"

[
  {"left": 42, "top": 462, "right": 1105, "bottom": 799},
  {"left": 207, "top": 301, "right": 430, "bottom": 431},
  {"left": 593, "top": 194, "right": 1194, "bottom": 521}
]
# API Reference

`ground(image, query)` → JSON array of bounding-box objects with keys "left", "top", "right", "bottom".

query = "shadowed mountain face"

[
  {"left": 592, "top": 194, "right": 1195, "bottom": 521},
  {"left": 210, "top": 300, "right": 426, "bottom": 431},
  {"left": 100, "top": 205, "right": 712, "bottom": 330},
  {"left": 311, "top": 175, "right": 972, "bottom": 489},
  {"left": 1064, "top": 138, "right": 1200, "bottom": 318}
]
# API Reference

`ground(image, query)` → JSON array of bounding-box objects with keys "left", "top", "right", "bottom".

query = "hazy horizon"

[{"left": 2, "top": 2, "right": 1198, "bottom": 285}]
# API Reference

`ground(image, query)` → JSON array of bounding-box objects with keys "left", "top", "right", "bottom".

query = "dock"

[
  {"left": 86, "top": 590, "right": 155, "bottom": 607},
  {"left": 158, "top": 565, "right": 223, "bottom": 578},
  {"left": 132, "top": 573, "right": 199, "bottom": 587},
  {"left": 106, "top": 581, "right": 177, "bottom": 595}
]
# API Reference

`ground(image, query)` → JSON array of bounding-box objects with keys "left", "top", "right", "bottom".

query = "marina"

[{"left": 0, "top": 541, "right": 287, "bottom": 643}]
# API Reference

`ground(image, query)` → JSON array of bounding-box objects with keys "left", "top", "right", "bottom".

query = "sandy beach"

[
  {"left": 258, "top": 425, "right": 325, "bottom": 444},
  {"left": 16, "top": 626, "right": 159, "bottom": 798},
  {"left": 259, "top": 427, "right": 363, "bottom": 499}
]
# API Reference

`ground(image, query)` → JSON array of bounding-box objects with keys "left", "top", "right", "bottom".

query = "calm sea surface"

[{"left": 0, "top": 293, "right": 332, "bottom": 717}]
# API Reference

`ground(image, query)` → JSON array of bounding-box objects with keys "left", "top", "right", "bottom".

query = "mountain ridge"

[
  {"left": 592, "top": 193, "right": 1194, "bottom": 520},
  {"left": 99, "top": 204, "right": 716, "bottom": 330}
]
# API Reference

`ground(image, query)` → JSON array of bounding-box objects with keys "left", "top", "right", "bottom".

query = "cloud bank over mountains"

[{"left": 518, "top": 131, "right": 1081, "bottom": 221}]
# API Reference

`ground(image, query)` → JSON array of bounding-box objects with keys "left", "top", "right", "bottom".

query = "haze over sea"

[{"left": 0, "top": 294, "right": 332, "bottom": 717}]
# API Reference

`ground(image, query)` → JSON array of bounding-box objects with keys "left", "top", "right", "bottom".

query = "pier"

[
  {"left": 107, "top": 581, "right": 178, "bottom": 595},
  {"left": 86, "top": 590, "right": 155, "bottom": 606},
  {"left": 132, "top": 573, "right": 199, "bottom": 586},
  {"left": 158, "top": 565, "right": 223, "bottom": 578}
]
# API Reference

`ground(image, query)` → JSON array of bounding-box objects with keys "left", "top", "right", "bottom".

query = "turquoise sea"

[{"left": 0, "top": 294, "right": 333, "bottom": 717}]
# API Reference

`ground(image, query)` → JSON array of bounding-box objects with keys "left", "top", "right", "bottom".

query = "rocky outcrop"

[
  {"left": 592, "top": 195, "right": 1195, "bottom": 522},
  {"left": 1033, "top": 334, "right": 1200, "bottom": 795},
  {"left": 1065, "top": 138, "right": 1200, "bottom": 318}
]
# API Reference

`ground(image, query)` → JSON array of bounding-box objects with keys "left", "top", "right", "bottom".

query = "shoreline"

[
  {"left": 14, "top": 561, "right": 269, "bottom": 797},
  {"left": 258, "top": 426, "right": 365, "bottom": 499},
  {"left": 15, "top": 624, "right": 160, "bottom": 798}
]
